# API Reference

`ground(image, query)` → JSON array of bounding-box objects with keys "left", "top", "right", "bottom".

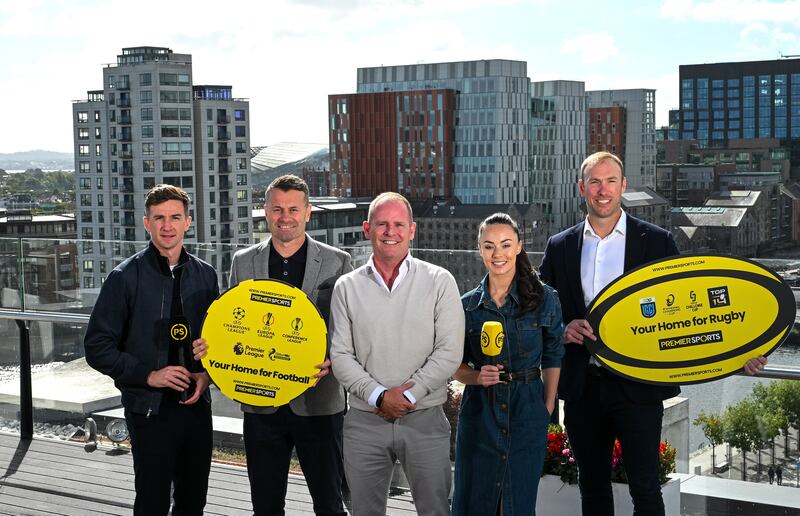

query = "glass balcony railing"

[{"left": 0, "top": 237, "right": 798, "bottom": 513}]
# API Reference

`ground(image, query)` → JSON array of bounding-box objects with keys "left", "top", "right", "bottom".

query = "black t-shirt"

[{"left": 268, "top": 238, "right": 308, "bottom": 289}]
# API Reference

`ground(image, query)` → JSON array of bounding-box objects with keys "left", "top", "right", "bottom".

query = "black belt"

[{"left": 499, "top": 367, "right": 541, "bottom": 384}]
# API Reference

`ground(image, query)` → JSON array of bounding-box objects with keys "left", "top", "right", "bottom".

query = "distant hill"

[{"left": 0, "top": 150, "right": 73, "bottom": 171}]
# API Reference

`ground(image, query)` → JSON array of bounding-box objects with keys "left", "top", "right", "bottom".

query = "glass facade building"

[{"left": 356, "top": 60, "right": 530, "bottom": 204}]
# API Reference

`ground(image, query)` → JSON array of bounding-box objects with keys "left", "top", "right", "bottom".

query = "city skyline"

[{"left": 1, "top": 0, "right": 799, "bottom": 153}]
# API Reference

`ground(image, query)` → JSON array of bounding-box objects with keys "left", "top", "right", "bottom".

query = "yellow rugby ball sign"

[{"left": 585, "top": 255, "right": 794, "bottom": 385}]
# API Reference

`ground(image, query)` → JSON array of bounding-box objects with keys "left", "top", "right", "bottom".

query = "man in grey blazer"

[{"left": 196, "top": 175, "right": 352, "bottom": 516}]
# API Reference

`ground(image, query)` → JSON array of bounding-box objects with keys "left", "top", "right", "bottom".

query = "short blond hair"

[
  {"left": 367, "top": 192, "right": 413, "bottom": 223},
  {"left": 580, "top": 151, "right": 624, "bottom": 180}
]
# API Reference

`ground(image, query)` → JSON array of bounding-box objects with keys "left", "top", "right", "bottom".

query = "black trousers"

[
  {"left": 244, "top": 407, "right": 346, "bottom": 516},
  {"left": 564, "top": 373, "right": 665, "bottom": 516},
  {"left": 126, "top": 399, "right": 213, "bottom": 516}
]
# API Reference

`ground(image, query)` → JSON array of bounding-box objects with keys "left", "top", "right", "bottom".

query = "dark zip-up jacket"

[{"left": 84, "top": 243, "right": 219, "bottom": 416}]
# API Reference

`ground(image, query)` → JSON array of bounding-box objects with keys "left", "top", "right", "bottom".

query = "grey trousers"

[{"left": 343, "top": 406, "right": 452, "bottom": 516}]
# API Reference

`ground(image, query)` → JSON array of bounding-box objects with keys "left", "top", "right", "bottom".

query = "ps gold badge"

[{"left": 200, "top": 279, "right": 327, "bottom": 406}]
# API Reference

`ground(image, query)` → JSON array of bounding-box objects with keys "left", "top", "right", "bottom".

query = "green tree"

[
  {"left": 751, "top": 382, "right": 791, "bottom": 463},
  {"left": 694, "top": 411, "right": 725, "bottom": 472},
  {"left": 723, "top": 398, "right": 762, "bottom": 481},
  {"left": 770, "top": 381, "right": 800, "bottom": 455}
]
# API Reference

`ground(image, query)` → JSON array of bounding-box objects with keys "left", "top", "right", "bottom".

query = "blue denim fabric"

[{"left": 452, "top": 276, "right": 565, "bottom": 516}]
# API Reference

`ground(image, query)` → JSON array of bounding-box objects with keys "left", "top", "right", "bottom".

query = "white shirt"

[
  {"left": 366, "top": 253, "right": 412, "bottom": 293},
  {"left": 365, "top": 252, "right": 417, "bottom": 406},
  {"left": 581, "top": 212, "right": 626, "bottom": 366}
]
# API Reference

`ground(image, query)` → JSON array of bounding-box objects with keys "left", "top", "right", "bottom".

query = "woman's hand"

[{"left": 477, "top": 364, "right": 504, "bottom": 387}]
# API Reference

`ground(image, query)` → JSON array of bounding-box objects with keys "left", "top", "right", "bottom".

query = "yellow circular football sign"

[{"left": 200, "top": 279, "right": 327, "bottom": 406}]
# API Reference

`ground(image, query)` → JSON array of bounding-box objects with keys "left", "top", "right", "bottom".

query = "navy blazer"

[{"left": 539, "top": 214, "right": 681, "bottom": 404}]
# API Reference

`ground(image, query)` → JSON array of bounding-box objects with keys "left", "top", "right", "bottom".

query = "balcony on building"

[
  {"left": 218, "top": 144, "right": 231, "bottom": 157},
  {"left": 218, "top": 130, "right": 231, "bottom": 141},
  {"left": 219, "top": 178, "right": 232, "bottom": 190},
  {"left": 219, "top": 160, "right": 230, "bottom": 173}
]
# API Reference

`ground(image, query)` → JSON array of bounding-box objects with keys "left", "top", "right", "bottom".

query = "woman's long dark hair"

[{"left": 478, "top": 213, "right": 544, "bottom": 314}]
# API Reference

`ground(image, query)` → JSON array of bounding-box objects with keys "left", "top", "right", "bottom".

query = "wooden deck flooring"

[{"left": 0, "top": 433, "right": 417, "bottom": 515}]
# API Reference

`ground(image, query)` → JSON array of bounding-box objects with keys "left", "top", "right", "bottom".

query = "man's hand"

[
  {"left": 192, "top": 338, "right": 208, "bottom": 361},
  {"left": 564, "top": 319, "right": 596, "bottom": 345},
  {"left": 375, "top": 382, "right": 416, "bottom": 419},
  {"left": 476, "top": 364, "right": 504, "bottom": 387},
  {"left": 312, "top": 358, "right": 331, "bottom": 387},
  {"left": 147, "top": 366, "right": 192, "bottom": 391},
  {"left": 743, "top": 355, "right": 768, "bottom": 375},
  {"left": 181, "top": 372, "right": 210, "bottom": 405}
]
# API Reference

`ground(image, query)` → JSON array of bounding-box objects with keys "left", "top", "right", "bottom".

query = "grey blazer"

[{"left": 229, "top": 235, "right": 353, "bottom": 416}]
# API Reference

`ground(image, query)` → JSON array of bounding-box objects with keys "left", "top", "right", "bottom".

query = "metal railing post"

[{"left": 15, "top": 319, "right": 33, "bottom": 440}]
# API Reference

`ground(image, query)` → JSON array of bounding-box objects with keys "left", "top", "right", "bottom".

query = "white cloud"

[
  {"left": 560, "top": 32, "right": 619, "bottom": 64},
  {"left": 660, "top": 0, "right": 800, "bottom": 26}
]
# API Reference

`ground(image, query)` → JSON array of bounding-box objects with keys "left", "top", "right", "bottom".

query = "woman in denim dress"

[{"left": 452, "top": 213, "right": 565, "bottom": 515}]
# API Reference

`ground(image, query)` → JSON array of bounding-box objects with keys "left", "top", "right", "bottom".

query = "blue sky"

[{"left": 0, "top": 0, "right": 798, "bottom": 153}]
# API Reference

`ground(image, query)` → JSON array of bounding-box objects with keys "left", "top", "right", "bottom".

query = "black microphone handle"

[{"left": 177, "top": 343, "right": 191, "bottom": 402}]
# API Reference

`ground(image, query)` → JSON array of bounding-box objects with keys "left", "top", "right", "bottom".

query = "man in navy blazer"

[{"left": 540, "top": 152, "right": 765, "bottom": 515}]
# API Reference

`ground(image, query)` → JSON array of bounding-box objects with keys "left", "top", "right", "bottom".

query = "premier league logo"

[{"left": 640, "top": 297, "right": 656, "bottom": 318}]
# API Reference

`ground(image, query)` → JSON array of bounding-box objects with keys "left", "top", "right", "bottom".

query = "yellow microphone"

[{"left": 481, "top": 321, "right": 504, "bottom": 359}]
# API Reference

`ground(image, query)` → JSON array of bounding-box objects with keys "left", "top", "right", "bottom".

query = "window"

[
  {"left": 79, "top": 178, "right": 91, "bottom": 189},
  {"left": 162, "top": 126, "right": 179, "bottom": 138},
  {"left": 83, "top": 276, "right": 95, "bottom": 289},
  {"left": 163, "top": 159, "right": 181, "bottom": 171},
  {"left": 140, "top": 90, "right": 152, "bottom": 103},
  {"left": 235, "top": 125, "right": 246, "bottom": 137},
  {"left": 97, "top": 194, "right": 104, "bottom": 206},
  {"left": 238, "top": 222, "right": 249, "bottom": 234},
  {"left": 181, "top": 159, "right": 193, "bottom": 171},
  {"left": 95, "top": 144, "right": 102, "bottom": 156},
  {"left": 142, "top": 143, "right": 154, "bottom": 155},
  {"left": 236, "top": 174, "right": 247, "bottom": 186},
  {"left": 80, "top": 194, "right": 92, "bottom": 205},
  {"left": 234, "top": 109, "right": 246, "bottom": 121},
  {"left": 143, "top": 177, "right": 155, "bottom": 189},
  {"left": 77, "top": 111, "right": 88, "bottom": 123},
  {"left": 139, "top": 73, "right": 152, "bottom": 86},
  {"left": 238, "top": 206, "right": 248, "bottom": 218},
  {"left": 160, "top": 90, "right": 178, "bottom": 103},
  {"left": 207, "top": 126, "right": 213, "bottom": 137},
  {"left": 141, "top": 107, "right": 152, "bottom": 121},
  {"left": 236, "top": 142, "right": 247, "bottom": 153},
  {"left": 143, "top": 159, "right": 155, "bottom": 173},
  {"left": 161, "top": 108, "right": 179, "bottom": 120},
  {"left": 180, "top": 125, "right": 192, "bottom": 138},
  {"left": 95, "top": 161, "right": 102, "bottom": 173},
  {"left": 209, "top": 176, "right": 215, "bottom": 187},
  {"left": 236, "top": 158, "right": 247, "bottom": 170},
  {"left": 81, "top": 211, "right": 93, "bottom": 223},
  {"left": 79, "top": 161, "right": 90, "bottom": 173},
  {"left": 78, "top": 145, "right": 89, "bottom": 156},
  {"left": 78, "top": 128, "right": 89, "bottom": 140},
  {"left": 83, "top": 260, "right": 94, "bottom": 272},
  {"left": 237, "top": 190, "right": 248, "bottom": 201},
  {"left": 95, "top": 127, "right": 102, "bottom": 139},
  {"left": 142, "top": 125, "right": 153, "bottom": 138},
  {"left": 206, "top": 109, "right": 213, "bottom": 121},
  {"left": 208, "top": 158, "right": 214, "bottom": 170},
  {"left": 182, "top": 176, "right": 193, "bottom": 188},
  {"left": 94, "top": 111, "right": 101, "bottom": 122}
]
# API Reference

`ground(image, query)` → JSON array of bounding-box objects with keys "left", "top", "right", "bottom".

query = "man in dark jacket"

[
  {"left": 85, "top": 184, "right": 219, "bottom": 516},
  {"left": 540, "top": 152, "right": 766, "bottom": 516}
]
